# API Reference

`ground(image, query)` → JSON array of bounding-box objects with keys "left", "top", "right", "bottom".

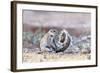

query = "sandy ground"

[{"left": 23, "top": 52, "right": 91, "bottom": 63}]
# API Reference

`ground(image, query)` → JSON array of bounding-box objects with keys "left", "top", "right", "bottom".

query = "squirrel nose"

[{"left": 50, "top": 35, "right": 53, "bottom": 37}]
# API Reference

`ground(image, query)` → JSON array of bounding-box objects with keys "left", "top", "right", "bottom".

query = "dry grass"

[{"left": 23, "top": 52, "right": 91, "bottom": 63}]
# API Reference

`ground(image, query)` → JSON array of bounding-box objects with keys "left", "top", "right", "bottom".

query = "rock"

[{"left": 54, "top": 29, "right": 72, "bottom": 52}]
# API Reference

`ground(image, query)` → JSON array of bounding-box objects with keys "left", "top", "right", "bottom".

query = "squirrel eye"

[{"left": 51, "top": 30, "right": 52, "bottom": 32}]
